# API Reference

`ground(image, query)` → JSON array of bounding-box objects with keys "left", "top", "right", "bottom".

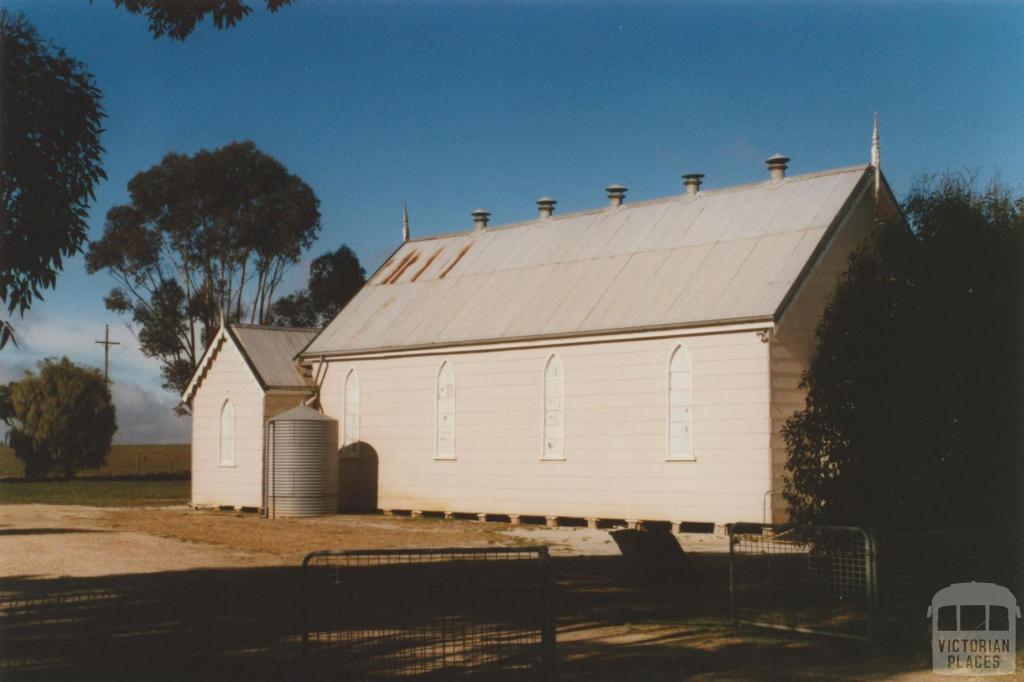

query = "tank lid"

[{"left": 268, "top": 405, "right": 337, "bottom": 422}]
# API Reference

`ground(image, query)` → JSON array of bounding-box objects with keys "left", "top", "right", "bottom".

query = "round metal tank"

[{"left": 266, "top": 405, "right": 338, "bottom": 518}]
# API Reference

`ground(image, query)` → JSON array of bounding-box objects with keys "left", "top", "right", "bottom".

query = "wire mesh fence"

[
  {"left": 302, "top": 546, "right": 555, "bottom": 681},
  {"left": 728, "top": 524, "right": 875, "bottom": 641},
  {"left": 729, "top": 523, "right": 1021, "bottom": 643},
  {"left": 1, "top": 547, "right": 555, "bottom": 681}
]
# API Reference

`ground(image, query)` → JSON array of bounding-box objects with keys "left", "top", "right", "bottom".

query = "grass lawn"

[
  {"left": 0, "top": 444, "right": 190, "bottom": 478},
  {"left": 0, "top": 478, "right": 190, "bottom": 506}
]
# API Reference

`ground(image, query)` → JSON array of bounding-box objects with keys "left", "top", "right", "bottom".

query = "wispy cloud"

[
  {"left": 110, "top": 381, "right": 190, "bottom": 444},
  {"left": 6, "top": 308, "right": 162, "bottom": 385},
  {"left": 0, "top": 365, "right": 189, "bottom": 445},
  {"left": 724, "top": 136, "right": 766, "bottom": 166},
  {"left": 2, "top": 308, "right": 190, "bottom": 444}
]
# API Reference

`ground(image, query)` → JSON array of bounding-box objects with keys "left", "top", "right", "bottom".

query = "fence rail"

[
  {"left": 729, "top": 524, "right": 875, "bottom": 641},
  {"left": 302, "top": 546, "right": 555, "bottom": 680},
  {"left": 729, "top": 523, "right": 1019, "bottom": 642},
  {"left": 2, "top": 546, "right": 555, "bottom": 681}
]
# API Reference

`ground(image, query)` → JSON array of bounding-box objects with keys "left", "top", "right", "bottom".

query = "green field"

[
  {"left": 0, "top": 444, "right": 190, "bottom": 478},
  {"left": 0, "top": 478, "right": 190, "bottom": 506}
]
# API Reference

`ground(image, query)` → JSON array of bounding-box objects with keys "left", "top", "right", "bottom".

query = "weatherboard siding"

[
  {"left": 191, "top": 337, "right": 265, "bottom": 509},
  {"left": 319, "top": 330, "right": 772, "bottom": 524}
]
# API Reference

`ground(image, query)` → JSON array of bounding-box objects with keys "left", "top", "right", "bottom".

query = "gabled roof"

[
  {"left": 181, "top": 324, "right": 318, "bottom": 405},
  {"left": 229, "top": 324, "right": 319, "bottom": 389},
  {"left": 304, "top": 164, "right": 874, "bottom": 357}
]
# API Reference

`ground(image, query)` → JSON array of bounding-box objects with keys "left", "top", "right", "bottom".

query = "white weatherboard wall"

[
  {"left": 319, "top": 330, "right": 771, "bottom": 524},
  {"left": 191, "top": 337, "right": 265, "bottom": 508},
  {"left": 768, "top": 188, "right": 876, "bottom": 522}
]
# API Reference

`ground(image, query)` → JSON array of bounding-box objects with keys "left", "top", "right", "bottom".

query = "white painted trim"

[
  {"left": 300, "top": 320, "right": 774, "bottom": 363},
  {"left": 218, "top": 398, "right": 236, "bottom": 467},
  {"left": 342, "top": 368, "right": 361, "bottom": 459},
  {"left": 541, "top": 353, "right": 565, "bottom": 461},
  {"left": 434, "top": 360, "right": 455, "bottom": 460},
  {"left": 180, "top": 326, "right": 228, "bottom": 405},
  {"left": 666, "top": 344, "right": 696, "bottom": 462},
  {"left": 180, "top": 326, "right": 265, "bottom": 405}
]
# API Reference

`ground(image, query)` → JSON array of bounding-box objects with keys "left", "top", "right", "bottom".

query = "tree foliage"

[
  {"left": 783, "top": 174, "right": 1021, "bottom": 531},
  {"left": 0, "top": 11, "right": 106, "bottom": 348},
  {"left": 113, "top": 0, "right": 294, "bottom": 40},
  {"left": 6, "top": 358, "right": 117, "bottom": 479},
  {"left": 85, "top": 141, "right": 321, "bottom": 396},
  {"left": 266, "top": 245, "right": 365, "bottom": 328}
]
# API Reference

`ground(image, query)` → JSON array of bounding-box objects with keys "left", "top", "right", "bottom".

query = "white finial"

[
  {"left": 871, "top": 113, "right": 880, "bottom": 200},
  {"left": 871, "top": 112, "right": 880, "bottom": 167},
  {"left": 402, "top": 203, "right": 410, "bottom": 243},
  {"left": 219, "top": 308, "right": 225, "bottom": 330}
]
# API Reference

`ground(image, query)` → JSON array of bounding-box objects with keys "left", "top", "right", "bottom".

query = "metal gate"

[
  {"left": 302, "top": 546, "right": 556, "bottom": 680},
  {"left": 728, "top": 524, "right": 876, "bottom": 641}
]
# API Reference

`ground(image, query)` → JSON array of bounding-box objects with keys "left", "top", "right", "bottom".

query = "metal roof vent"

[
  {"left": 682, "top": 173, "right": 705, "bottom": 195},
  {"left": 471, "top": 209, "right": 491, "bottom": 230},
  {"left": 536, "top": 197, "right": 557, "bottom": 219},
  {"left": 765, "top": 154, "right": 790, "bottom": 181},
  {"left": 605, "top": 184, "right": 628, "bottom": 207}
]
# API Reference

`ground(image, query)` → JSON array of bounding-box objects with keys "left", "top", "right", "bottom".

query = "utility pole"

[{"left": 94, "top": 324, "right": 120, "bottom": 382}]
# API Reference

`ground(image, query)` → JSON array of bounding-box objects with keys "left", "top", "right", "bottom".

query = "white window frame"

[
  {"left": 542, "top": 354, "right": 566, "bottom": 460},
  {"left": 667, "top": 345, "right": 696, "bottom": 461},
  {"left": 342, "top": 369, "right": 361, "bottom": 458},
  {"left": 219, "top": 399, "right": 236, "bottom": 467},
  {"left": 435, "top": 361, "right": 455, "bottom": 460}
]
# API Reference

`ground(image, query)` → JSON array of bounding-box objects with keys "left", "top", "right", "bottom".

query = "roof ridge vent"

[
  {"left": 682, "top": 173, "right": 705, "bottom": 195},
  {"left": 765, "top": 154, "right": 790, "bottom": 181},
  {"left": 536, "top": 197, "right": 557, "bottom": 219},
  {"left": 605, "top": 184, "right": 627, "bottom": 207},
  {"left": 471, "top": 209, "right": 491, "bottom": 230}
]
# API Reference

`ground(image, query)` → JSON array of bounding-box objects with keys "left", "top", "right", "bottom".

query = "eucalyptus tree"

[
  {"left": 112, "top": 0, "right": 294, "bottom": 40},
  {"left": 266, "top": 244, "right": 366, "bottom": 328},
  {"left": 86, "top": 141, "right": 321, "bottom": 396},
  {"left": 0, "top": 11, "right": 106, "bottom": 348}
]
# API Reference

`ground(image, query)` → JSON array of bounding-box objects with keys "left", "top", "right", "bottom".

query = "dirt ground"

[
  {"left": 2, "top": 504, "right": 1018, "bottom": 680},
  {"left": 0, "top": 504, "right": 729, "bottom": 577}
]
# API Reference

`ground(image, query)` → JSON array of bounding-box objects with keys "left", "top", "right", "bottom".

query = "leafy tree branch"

[{"left": 86, "top": 141, "right": 321, "bottom": 398}]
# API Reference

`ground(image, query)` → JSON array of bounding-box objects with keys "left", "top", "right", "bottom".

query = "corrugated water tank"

[{"left": 265, "top": 405, "right": 338, "bottom": 518}]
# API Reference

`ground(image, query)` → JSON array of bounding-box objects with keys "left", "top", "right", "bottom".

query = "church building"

[{"left": 183, "top": 134, "right": 896, "bottom": 528}]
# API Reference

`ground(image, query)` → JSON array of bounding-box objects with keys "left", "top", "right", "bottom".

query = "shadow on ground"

[
  {"left": 0, "top": 548, "right": 933, "bottom": 681},
  {"left": 0, "top": 528, "right": 109, "bottom": 537}
]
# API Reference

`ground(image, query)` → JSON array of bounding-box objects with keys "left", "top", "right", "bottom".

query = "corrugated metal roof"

[
  {"left": 305, "top": 165, "right": 871, "bottom": 356},
  {"left": 268, "top": 404, "right": 336, "bottom": 422},
  {"left": 229, "top": 324, "right": 318, "bottom": 388}
]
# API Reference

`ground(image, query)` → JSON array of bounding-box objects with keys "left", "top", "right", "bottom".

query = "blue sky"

[{"left": 3, "top": 0, "right": 1022, "bottom": 442}]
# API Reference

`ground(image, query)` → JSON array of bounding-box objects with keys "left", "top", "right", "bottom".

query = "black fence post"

[
  {"left": 538, "top": 545, "right": 557, "bottom": 681},
  {"left": 301, "top": 553, "right": 313, "bottom": 655},
  {"left": 866, "top": 527, "right": 879, "bottom": 641},
  {"left": 727, "top": 523, "right": 737, "bottom": 627}
]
